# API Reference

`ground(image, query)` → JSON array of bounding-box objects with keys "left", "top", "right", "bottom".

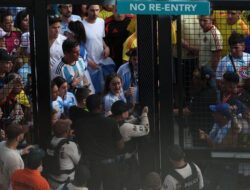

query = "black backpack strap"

[
  {"left": 189, "top": 162, "right": 198, "bottom": 178},
  {"left": 62, "top": 181, "right": 70, "bottom": 190},
  {"left": 169, "top": 168, "right": 185, "bottom": 183},
  {"left": 229, "top": 55, "right": 237, "bottom": 73}
]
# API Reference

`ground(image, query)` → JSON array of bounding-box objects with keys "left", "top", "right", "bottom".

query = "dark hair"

[
  {"left": 26, "top": 148, "right": 45, "bottom": 170},
  {"left": 5, "top": 123, "right": 25, "bottom": 140},
  {"left": 68, "top": 21, "right": 86, "bottom": 43},
  {"left": 86, "top": 5, "right": 100, "bottom": 10},
  {"left": 62, "top": 38, "right": 79, "bottom": 54},
  {"left": 48, "top": 14, "right": 61, "bottom": 26},
  {"left": 228, "top": 32, "right": 245, "bottom": 46},
  {"left": 50, "top": 80, "right": 57, "bottom": 89},
  {"left": 223, "top": 71, "right": 239, "bottom": 84},
  {"left": 0, "top": 8, "right": 12, "bottom": 23},
  {"left": 86, "top": 94, "right": 102, "bottom": 112},
  {"left": 104, "top": 73, "right": 122, "bottom": 95},
  {"left": 14, "top": 9, "right": 29, "bottom": 30},
  {"left": 53, "top": 76, "right": 66, "bottom": 88},
  {"left": 75, "top": 87, "right": 90, "bottom": 103},
  {"left": 167, "top": 144, "right": 185, "bottom": 161}
]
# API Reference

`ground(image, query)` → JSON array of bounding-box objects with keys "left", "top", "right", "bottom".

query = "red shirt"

[
  {"left": 4, "top": 30, "right": 21, "bottom": 55},
  {"left": 11, "top": 168, "right": 50, "bottom": 190}
]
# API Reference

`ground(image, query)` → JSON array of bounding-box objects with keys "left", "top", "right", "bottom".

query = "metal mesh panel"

[{"left": 0, "top": 6, "right": 34, "bottom": 142}]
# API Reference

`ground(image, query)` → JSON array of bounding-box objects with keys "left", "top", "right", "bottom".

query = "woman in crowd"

[
  {"left": 53, "top": 76, "right": 77, "bottom": 117},
  {"left": 103, "top": 73, "right": 126, "bottom": 116}
]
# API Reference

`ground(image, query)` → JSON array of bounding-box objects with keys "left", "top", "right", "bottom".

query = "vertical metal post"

[
  {"left": 176, "top": 16, "right": 184, "bottom": 146},
  {"left": 33, "top": 0, "right": 51, "bottom": 148},
  {"left": 158, "top": 15, "right": 174, "bottom": 172},
  {"left": 137, "top": 15, "right": 159, "bottom": 174}
]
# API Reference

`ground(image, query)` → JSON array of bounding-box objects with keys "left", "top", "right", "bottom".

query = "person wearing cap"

[
  {"left": 216, "top": 32, "right": 250, "bottom": 87},
  {"left": 56, "top": 164, "right": 90, "bottom": 190},
  {"left": 48, "top": 14, "right": 67, "bottom": 80},
  {"left": 173, "top": 66, "right": 217, "bottom": 146},
  {"left": 11, "top": 148, "right": 50, "bottom": 190},
  {"left": 58, "top": 4, "right": 81, "bottom": 36},
  {"left": 46, "top": 119, "right": 81, "bottom": 189},
  {"left": 162, "top": 144, "right": 203, "bottom": 190},
  {"left": 117, "top": 48, "right": 139, "bottom": 105},
  {"left": 69, "top": 87, "right": 91, "bottom": 130},
  {"left": 0, "top": 123, "right": 32, "bottom": 190},
  {"left": 110, "top": 100, "right": 150, "bottom": 190},
  {"left": 74, "top": 94, "right": 124, "bottom": 190},
  {"left": 199, "top": 103, "right": 240, "bottom": 147}
]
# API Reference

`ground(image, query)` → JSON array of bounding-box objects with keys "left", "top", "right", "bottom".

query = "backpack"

[
  {"left": 169, "top": 162, "right": 200, "bottom": 190},
  {"left": 43, "top": 138, "right": 75, "bottom": 176}
]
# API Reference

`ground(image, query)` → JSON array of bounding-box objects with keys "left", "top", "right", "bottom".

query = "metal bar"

[
  {"left": 176, "top": 16, "right": 184, "bottom": 147},
  {"left": 33, "top": 0, "right": 51, "bottom": 149},
  {"left": 158, "top": 15, "right": 174, "bottom": 172},
  {"left": 137, "top": 15, "right": 159, "bottom": 175}
]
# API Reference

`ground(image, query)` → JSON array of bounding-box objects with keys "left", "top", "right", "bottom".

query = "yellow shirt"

[
  {"left": 122, "top": 32, "right": 137, "bottom": 62},
  {"left": 215, "top": 13, "right": 250, "bottom": 56},
  {"left": 127, "top": 16, "right": 137, "bottom": 34},
  {"left": 98, "top": 10, "right": 113, "bottom": 21}
]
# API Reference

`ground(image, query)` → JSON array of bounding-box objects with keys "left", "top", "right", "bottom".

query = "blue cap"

[
  {"left": 209, "top": 103, "right": 231, "bottom": 119},
  {"left": 200, "top": 66, "right": 214, "bottom": 80}
]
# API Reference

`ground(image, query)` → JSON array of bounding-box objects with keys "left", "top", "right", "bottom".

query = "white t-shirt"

[
  {"left": 199, "top": 25, "right": 223, "bottom": 67},
  {"left": 50, "top": 34, "right": 67, "bottom": 80},
  {"left": 161, "top": 163, "right": 204, "bottom": 190},
  {"left": 0, "top": 141, "right": 24, "bottom": 190},
  {"left": 82, "top": 18, "right": 105, "bottom": 64}
]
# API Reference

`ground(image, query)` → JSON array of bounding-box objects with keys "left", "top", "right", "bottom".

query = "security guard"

[
  {"left": 162, "top": 144, "right": 204, "bottom": 190},
  {"left": 111, "top": 100, "right": 150, "bottom": 190}
]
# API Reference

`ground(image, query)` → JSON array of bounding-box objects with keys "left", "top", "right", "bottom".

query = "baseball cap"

[
  {"left": 111, "top": 100, "right": 131, "bottom": 115},
  {"left": 26, "top": 148, "right": 45, "bottom": 169},
  {"left": 167, "top": 144, "right": 185, "bottom": 161},
  {"left": 209, "top": 103, "right": 232, "bottom": 119},
  {"left": 0, "top": 49, "right": 12, "bottom": 62},
  {"left": 200, "top": 66, "right": 213, "bottom": 80}
]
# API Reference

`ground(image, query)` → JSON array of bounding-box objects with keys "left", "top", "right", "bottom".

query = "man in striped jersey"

[{"left": 55, "top": 38, "right": 95, "bottom": 94}]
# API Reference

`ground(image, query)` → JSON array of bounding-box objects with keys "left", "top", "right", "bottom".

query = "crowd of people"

[{"left": 0, "top": 2, "right": 250, "bottom": 190}]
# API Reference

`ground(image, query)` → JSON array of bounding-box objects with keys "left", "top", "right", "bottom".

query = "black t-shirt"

[
  {"left": 75, "top": 112, "right": 122, "bottom": 161},
  {"left": 68, "top": 106, "right": 90, "bottom": 130},
  {"left": 105, "top": 16, "right": 131, "bottom": 67}
]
